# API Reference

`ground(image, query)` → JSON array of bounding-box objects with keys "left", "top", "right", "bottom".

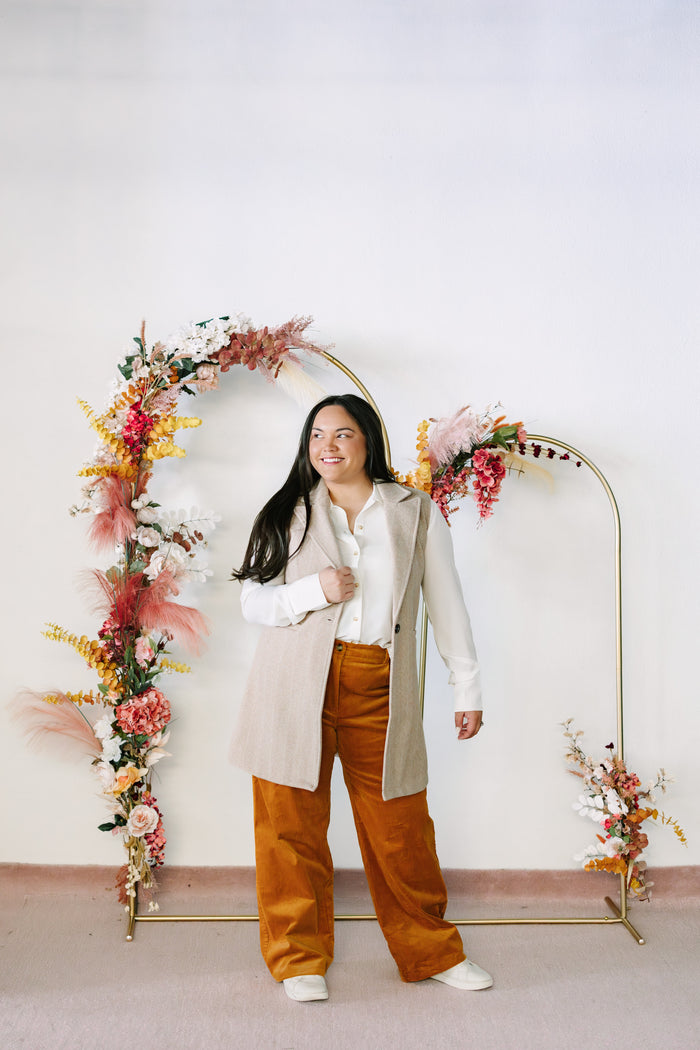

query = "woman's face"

[{"left": 308, "top": 404, "right": 369, "bottom": 488}]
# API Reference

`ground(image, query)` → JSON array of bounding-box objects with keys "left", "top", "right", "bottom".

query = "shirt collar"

[{"left": 328, "top": 482, "right": 381, "bottom": 523}]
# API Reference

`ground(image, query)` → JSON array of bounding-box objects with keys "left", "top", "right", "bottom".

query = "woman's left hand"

[{"left": 455, "top": 711, "right": 482, "bottom": 740}]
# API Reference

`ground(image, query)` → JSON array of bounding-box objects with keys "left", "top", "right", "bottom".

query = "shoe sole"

[{"left": 429, "top": 973, "right": 494, "bottom": 990}]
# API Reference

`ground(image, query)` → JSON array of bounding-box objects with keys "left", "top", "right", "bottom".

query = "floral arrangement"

[
  {"left": 395, "top": 405, "right": 581, "bottom": 522},
  {"left": 19, "top": 314, "right": 328, "bottom": 907},
  {"left": 562, "top": 719, "right": 686, "bottom": 900}
]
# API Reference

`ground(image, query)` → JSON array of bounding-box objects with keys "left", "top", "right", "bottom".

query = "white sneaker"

[
  {"left": 429, "top": 959, "right": 493, "bottom": 990},
  {"left": 283, "top": 975, "right": 329, "bottom": 1002}
]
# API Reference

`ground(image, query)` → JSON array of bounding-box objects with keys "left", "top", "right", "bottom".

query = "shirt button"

[
  {"left": 354, "top": 582, "right": 359, "bottom": 589},
  {"left": 353, "top": 616, "right": 359, "bottom": 622}
]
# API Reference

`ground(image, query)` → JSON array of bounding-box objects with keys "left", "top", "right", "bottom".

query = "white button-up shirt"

[{"left": 240, "top": 485, "right": 482, "bottom": 711}]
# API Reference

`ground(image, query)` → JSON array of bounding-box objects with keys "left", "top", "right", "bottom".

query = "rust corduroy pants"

[{"left": 252, "top": 640, "right": 466, "bottom": 982}]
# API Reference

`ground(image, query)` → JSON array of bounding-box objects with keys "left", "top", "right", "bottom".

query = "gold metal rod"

[
  {"left": 451, "top": 916, "right": 622, "bottom": 927},
  {"left": 526, "top": 435, "right": 628, "bottom": 932},
  {"left": 133, "top": 913, "right": 379, "bottom": 923},
  {"left": 130, "top": 912, "right": 629, "bottom": 927},
  {"left": 319, "top": 350, "right": 392, "bottom": 466},
  {"left": 126, "top": 893, "right": 137, "bottom": 942},
  {"left": 527, "top": 435, "right": 623, "bottom": 759},
  {"left": 604, "top": 896, "right": 645, "bottom": 944}
]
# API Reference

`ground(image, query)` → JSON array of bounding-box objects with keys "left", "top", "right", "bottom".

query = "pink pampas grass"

[
  {"left": 87, "top": 475, "right": 137, "bottom": 552},
  {"left": 10, "top": 690, "right": 102, "bottom": 757},
  {"left": 81, "top": 567, "right": 209, "bottom": 654},
  {"left": 81, "top": 568, "right": 145, "bottom": 628},
  {"left": 427, "top": 407, "right": 486, "bottom": 469},
  {"left": 138, "top": 570, "right": 209, "bottom": 654}
]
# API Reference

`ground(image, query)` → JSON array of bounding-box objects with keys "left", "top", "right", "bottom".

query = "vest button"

[{"left": 394, "top": 624, "right": 401, "bottom": 633}]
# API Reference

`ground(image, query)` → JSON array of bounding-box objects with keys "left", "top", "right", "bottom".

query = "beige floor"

[{"left": 2, "top": 865, "right": 699, "bottom": 1050}]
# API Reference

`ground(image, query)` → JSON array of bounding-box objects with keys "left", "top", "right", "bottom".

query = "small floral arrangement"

[
  {"left": 19, "top": 314, "right": 327, "bottom": 906},
  {"left": 397, "top": 405, "right": 580, "bottom": 522},
  {"left": 562, "top": 719, "right": 686, "bottom": 900}
]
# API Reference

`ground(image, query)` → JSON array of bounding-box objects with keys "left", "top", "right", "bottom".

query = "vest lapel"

[
  {"left": 381, "top": 484, "right": 422, "bottom": 622},
  {"left": 292, "top": 481, "right": 343, "bottom": 567}
]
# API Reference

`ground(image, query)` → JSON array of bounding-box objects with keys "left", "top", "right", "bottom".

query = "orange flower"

[{"left": 107, "top": 763, "right": 146, "bottom": 796}]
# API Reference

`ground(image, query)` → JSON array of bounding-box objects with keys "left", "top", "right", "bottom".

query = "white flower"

[
  {"left": 163, "top": 316, "right": 240, "bottom": 361},
  {"left": 232, "top": 312, "right": 253, "bottom": 332},
  {"left": 144, "top": 543, "right": 189, "bottom": 581},
  {"left": 94, "top": 761, "right": 116, "bottom": 793},
  {"left": 145, "top": 730, "right": 172, "bottom": 768},
  {"left": 101, "top": 735, "right": 123, "bottom": 763},
  {"left": 604, "top": 788, "right": 628, "bottom": 817},
  {"left": 134, "top": 526, "right": 160, "bottom": 547},
  {"left": 93, "top": 715, "right": 113, "bottom": 740},
  {"left": 136, "top": 505, "right": 158, "bottom": 524}
]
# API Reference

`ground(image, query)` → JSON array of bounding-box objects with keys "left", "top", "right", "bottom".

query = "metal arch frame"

[{"left": 126, "top": 355, "right": 643, "bottom": 944}]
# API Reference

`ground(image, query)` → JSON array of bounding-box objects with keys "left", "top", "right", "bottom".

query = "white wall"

[{"left": 2, "top": 1, "right": 698, "bottom": 874}]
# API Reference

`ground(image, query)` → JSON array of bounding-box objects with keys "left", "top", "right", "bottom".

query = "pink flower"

[
  {"left": 142, "top": 792, "right": 166, "bottom": 866},
  {"left": 115, "top": 688, "right": 171, "bottom": 737},
  {"left": 134, "top": 636, "right": 155, "bottom": 667},
  {"left": 126, "top": 804, "right": 160, "bottom": 837},
  {"left": 471, "top": 449, "right": 506, "bottom": 520}
]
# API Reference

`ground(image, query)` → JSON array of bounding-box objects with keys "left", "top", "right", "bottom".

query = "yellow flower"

[
  {"left": 415, "top": 459, "right": 433, "bottom": 491},
  {"left": 108, "top": 764, "right": 147, "bottom": 796}
]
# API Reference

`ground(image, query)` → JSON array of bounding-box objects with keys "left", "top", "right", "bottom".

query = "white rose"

[
  {"left": 164, "top": 544, "right": 189, "bottom": 569},
  {"left": 144, "top": 552, "right": 167, "bottom": 581},
  {"left": 135, "top": 526, "right": 160, "bottom": 547},
  {"left": 94, "top": 761, "right": 116, "bottom": 793},
  {"left": 126, "top": 805, "right": 159, "bottom": 837},
  {"left": 136, "top": 505, "right": 158, "bottom": 524}
]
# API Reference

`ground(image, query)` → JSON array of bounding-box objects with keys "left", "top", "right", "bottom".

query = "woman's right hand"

[{"left": 319, "top": 566, "right": 356, "bottom": 604}]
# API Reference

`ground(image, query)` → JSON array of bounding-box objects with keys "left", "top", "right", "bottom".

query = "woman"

[{"left": 230, "top": 394, "right": 492, "bottom": 1002}]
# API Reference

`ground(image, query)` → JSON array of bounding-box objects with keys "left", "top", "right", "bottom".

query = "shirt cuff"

[
  {"left": 286, "top": 573, "right": 331, "bottom": 617},
  {"left": 451, "top": 670, "right": 483, "bottom": 713}
]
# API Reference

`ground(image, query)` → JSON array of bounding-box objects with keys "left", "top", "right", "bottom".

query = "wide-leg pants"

[{"left": 252, "top": 640, "right": 466, "bottom": 982}]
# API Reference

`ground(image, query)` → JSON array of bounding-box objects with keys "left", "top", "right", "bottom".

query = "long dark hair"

[{"left": 232, "top": 394, "right": 395, "bottom": 583}]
